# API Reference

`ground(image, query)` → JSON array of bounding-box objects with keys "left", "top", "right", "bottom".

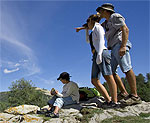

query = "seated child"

[{"left": 47, "top": 72, "right": 79, "bottom": 118}]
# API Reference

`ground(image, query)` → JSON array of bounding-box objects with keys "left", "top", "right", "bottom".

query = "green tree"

[
  {"left": 135, "top": 73, "right": 150, "bottom": 102},
  {"left": 8, "top": 78, "right": 51, "bottom": 107},
  {"left": 102, "top": 82, "right": 110, "bottom": 94},
  {"left": 146, "top": 73, "right": 150, "bottom": 82}
]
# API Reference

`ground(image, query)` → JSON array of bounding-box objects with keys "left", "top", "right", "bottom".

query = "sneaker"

[
  {"left": 117, "top": 92, "right": 129, "bottom": 101},
  {"left": 120, "top": 94, "right": 142, "bottom": 106},
  {"left": 37, "top": 108, "right": 48, "bottom": 114},
  {"left": 51, "top": 113, "right": 59, "bottom": 118},
  {"left": 45, "top": 112, "right": 51, "bottom": 117},
  {"left": 46, "top": 112, "right": 59, "bottom": 118},
  {"left": 101, "top": 101, "right": 109, "bottom": 108},
  {"left": 102, "top": 101, "right": 120, "bottom": 109}
]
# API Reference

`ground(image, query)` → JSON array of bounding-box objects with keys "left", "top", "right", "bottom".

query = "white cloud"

[
  {"left": 2, "top": 59, "right": 40, "bottom": 76},
  {"left": 25, "top": 63, "right": 41, "bottom": 76},
  {"left": 4, "top": 68, "right": 19, "bottom": 74},
  {"left": 3, "top": 61, "right": 20, "bottom": 69},
  {"left": 14, "top": 63, "right": 20, "bottom": 67}
]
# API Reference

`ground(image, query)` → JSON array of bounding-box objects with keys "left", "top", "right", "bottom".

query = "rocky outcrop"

[
  {"left": 89, "top": 101, "right": 150, "bottom": 123},
  {"left": 8, "top": 114, "right": 44, "bottom": 123},
  {"left": 0, "top": 97, "right": 150, "bottom": 123},
  {"left": 4, "top": 105, "right": 39, "bottom": 115},
  {"left": 35, "top": 88, "right": 51, "bottom": 96},
  {"left": 0, "top": 113, "right": 15, "bottom": 121}
]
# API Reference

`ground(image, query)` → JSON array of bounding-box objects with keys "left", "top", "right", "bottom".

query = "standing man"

[{"left": 96, "top": 3, "right": 141, "bottom": 105}]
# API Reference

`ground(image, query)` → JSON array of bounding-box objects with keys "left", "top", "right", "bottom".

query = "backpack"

[{"left": 79, "top": 87, "right": 101, "bottom": 101}]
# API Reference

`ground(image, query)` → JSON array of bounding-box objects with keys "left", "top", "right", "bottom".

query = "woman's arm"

[{"left": 75, "top": 27, "right": 86, "bottom": 32}]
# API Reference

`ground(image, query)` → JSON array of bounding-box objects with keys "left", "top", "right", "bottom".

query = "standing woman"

[{"left": 76, "top": 14, "right": 119, "bottom": 108}]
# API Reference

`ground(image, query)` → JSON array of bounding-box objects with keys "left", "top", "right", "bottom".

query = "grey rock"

[
  {"left": 22, "top": 114, "right": 44, "bottom": 123},
  {"left": 89, "top": 101, "right": 150, "bottom": 122},
  {"left": 44, "top": 118, "right": 63, "bottom": 123},
  {"left": 8, "top": 115, "right": 23, "bottom": 123},
  {"left": 35, "top": 87, "right": 51, "bottom": 96},
  {"left": 8, "top": 114, "right": 43, "bottom": 123},
  {"left": 0, "top": 113, "right": 15, "bottom": 121},
  {"left": 4, "top": 105, "right": 40, "bottom": 115},
  {"left": 1, "top": 97, "right": 150, "bottom": 123}
]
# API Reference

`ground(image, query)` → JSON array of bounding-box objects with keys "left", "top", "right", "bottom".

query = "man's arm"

[{"left": 119, "top": 24, "right": 129, "bottom": 56}]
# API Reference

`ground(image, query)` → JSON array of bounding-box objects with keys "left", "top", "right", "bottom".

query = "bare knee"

[
  {"left": 91, "top": 78, "right": 99, "bottom": 86},
  {"left": 91, "top": 79, "right": 95, "bottom": 85},
  {"left": 113, "top": 73, "right": 118, "bottom": 77},
  {"left": 125, "top": 69, "right": 133, "bottom": 75},
  {"left": 91, "top": 78, "right": 98, "bottom": 85}
]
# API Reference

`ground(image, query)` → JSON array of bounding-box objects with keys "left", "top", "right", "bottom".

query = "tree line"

[{"left": 103, "top": 73, "right": 150, "bottom": 102}]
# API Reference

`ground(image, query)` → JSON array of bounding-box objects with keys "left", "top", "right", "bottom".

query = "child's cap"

[{"left": 57, "top": 72, "right": 71, "bottom": 80}]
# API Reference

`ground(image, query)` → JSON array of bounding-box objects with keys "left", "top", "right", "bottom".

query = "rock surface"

[
  {"left": 0, "top": 97, "right": 150, "bottom": 123},
  {"left": 4, "top": 105, "right": 39, "bottom": 115},
  {"left": 35, "top": 87, "right": 51, "bottom": 96},
  {"left": 89, "top": 101, "right": 150, "bottom": 123}
]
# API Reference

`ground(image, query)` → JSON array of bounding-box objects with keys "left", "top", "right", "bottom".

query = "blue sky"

[{"left": 0, "top": 0, "right": 149, "bottom": 92}]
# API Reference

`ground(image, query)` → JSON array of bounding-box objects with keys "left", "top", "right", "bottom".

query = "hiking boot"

[
  {"left": 117, "top": 92, "right": 129, "bottom": 101},
  {"left": 102, "top": 101, "right": 120, "bottom": 109},
  {"left": 45, "top": 112, "right": 59, "bottom": 118},
  {"left": 120, "top": 94, "right": 142, "bottom": 106}
]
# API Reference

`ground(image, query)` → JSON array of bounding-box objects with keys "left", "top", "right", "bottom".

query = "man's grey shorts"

[
  {"left": 91, "top": 50, "right": 112, "bottom": 79},
  {"left": 111, "top": 42, "right": 132, "bottom": 73}
]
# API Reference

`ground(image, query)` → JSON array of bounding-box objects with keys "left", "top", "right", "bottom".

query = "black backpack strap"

[{"left": 88, "top": 88, "right": 97, "bottom": 97}]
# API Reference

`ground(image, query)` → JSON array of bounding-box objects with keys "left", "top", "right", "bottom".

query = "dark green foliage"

[
  {"left": 136, "top": 74, "right": 150, "bottom": 102},
  {"left": 102, "top": 81, "right": 111, "bottom": 95},
  {"left": 0, "top": 92, "right": 11, "bottom": 112},
  {"left": 139, "top": 113, "right": 150, "bottom": 118},
  {"left": 122, "top": 73, "right": 150, "bottom": 102},
  {"left": 146, "top": 73, "right": 150, "bottom": 82},
  {"left": 77, "top": 108, "right": 103, "bottom": 123},
  {"left": 0, "top": 78, "right": 51, "bottom": 112},
  {"left": 103, "top": 73, "right": 150, "bottom": 102}
]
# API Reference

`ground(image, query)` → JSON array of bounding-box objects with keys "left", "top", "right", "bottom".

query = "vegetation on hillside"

[{"left": 0, "top": 78, "right": 51, "bottom": 112}]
